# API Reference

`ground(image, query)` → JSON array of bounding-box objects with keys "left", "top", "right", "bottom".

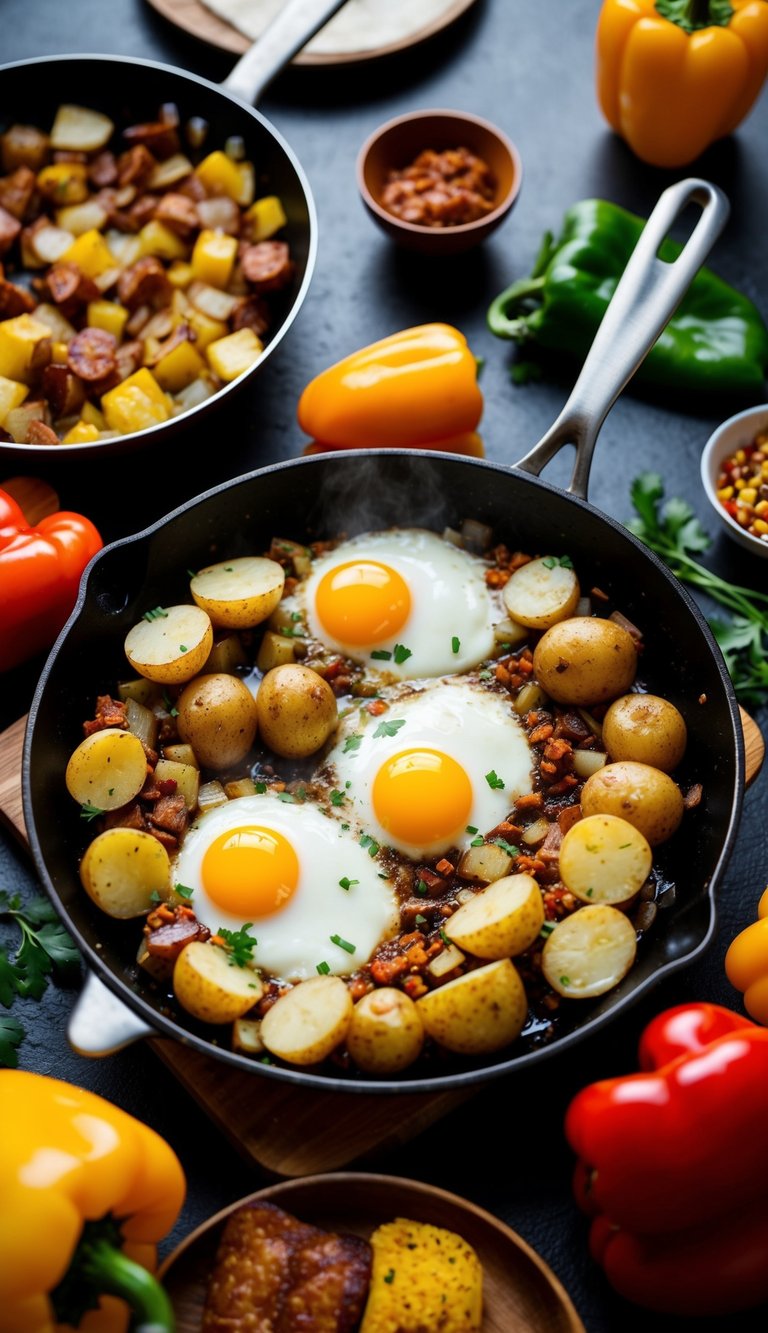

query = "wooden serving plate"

[{"left": 159, "top": 1172, "right": 587, "bottom": 1332}]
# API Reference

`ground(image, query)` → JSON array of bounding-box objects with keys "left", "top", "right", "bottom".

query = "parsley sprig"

[
  {"left": 217, "top": 923, "right": 258, "bottom": 967},
  {"left": 0, "top": 891, "right": 80, "bottom": 1066},
  {"left": 628, "top": 473, "right": 768, "bottom": 705}
]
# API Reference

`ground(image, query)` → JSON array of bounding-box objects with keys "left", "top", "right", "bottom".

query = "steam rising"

[{"left": 308, "top": 451, "right": 460, "bottom": 540}]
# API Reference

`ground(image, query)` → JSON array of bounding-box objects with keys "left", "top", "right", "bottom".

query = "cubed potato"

[
  {"left": 37, "top": 162, "right": 89, "bottom": 205},
  {"left": 138, "top": 219, "right": 189, "bottom": 262},
  {"left": 457, "top": 841, "right": 513, "bottom": 884},
  {"left": 224, "top": 777, "right": 257, "bottom": 799},
  {"left": 256, "top": 630, "right": 295, "bottom": 672},
  {"left": 245, "top": 194, "right": 287, "bottom": 240},
  {"left": 50, "top": 103, "right": 114, "bottom": 152},
  {"left": 232, "top": 1016, "right": 265, "bottom": 1055},
  {"left": 167, "top": 260, "right": 194, "bottom": 289},
  {"left": 206, "top": 328, "right": 263, "bottom": 382},
  {"left": 5, "top": 400, "right": 47, "bottom": 444},
  {"left": 185, "top": 306, "right": 228, "bottom": 351},
  {"left": 154, "top": 758, "right": 200, "bottom": 811},
  {"left": 102, "top": 368, "right": 171, "bottom": 434},
  {"left": 0, "top": 376, "right": 28, "bottom": 426},
  {"left": 261, "top": 975, "right": 353, "bottom": 1065},
  {"left": 117, "top": 677, "right": 161, "bottom": 707},
  {"left": 541, "top": 904, "right": 637, "bottom": 998},
  {"left": 153, "top": 338, "right": 205, "bottom": 392},
  {"left": 61, "top": 229, "right": 117, "bottom": 279},
  {"left": 56, "top": 200, "right": 109, "bottom": 236},
  {"left": 190, "top": 556, "right": 285, "bottom": 629},
  {"left": 87, "top": 299, "right": 129, "bottom": 342},
  {"left": 62, "top": 420, "right": 100, "bottom": 444},
  {"left": 173, "top": 940, "right": 263, "bottom": 1025},
  {"left": 148, "top": 153, "right": 194, "bottom": 190},
  {"left": 204, "top": 633, "right": 248, "bottom": 675},
  {"left": 30, "top": 225, "right": 76, "bottom": 264},
  {"left": 124, "top": 603, "right": 213, "bottom": 684},
  {"left": 187, "top": 280, "right": 238, "bottom": 322},
  {"left": 163, "top": 743, "right": 198, "bottom": 768},
  {"left": 191, "top": 228, "right": 238, "bottom": 288},
  {"left": 0, "top": 315, "right": 52, "bottom": 385},
  {"left": 444, "top": 874, "right": 545, "bottom": 959},
  {"left": 80, "top": 828, "right": 170, "bottom": 918},
  {"left": 195, "top": 149, "right": 243, "bottom": 200},
  {"left": 105, "top": 230, "right": 143, "bottom": 269},
  {"left": 198, "top": 779, "right": 228, "bottom": 812},
  {"left": 347, "top": 988, "right": 425, "bottom": 1074},
  {"left": 66, "top": 728, "right": 147, "bottom": 810},
  {"left": 417, "top": 959, "right": 527, "bottom": 1054},
  {"left": 33, "top": 303, "right": 77, "bottom": 343}
]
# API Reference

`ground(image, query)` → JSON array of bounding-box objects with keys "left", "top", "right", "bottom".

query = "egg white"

[
  {"left": 323, "top": 678, "right": 534, "bottom": 858},
  {"left": 173, "top": 794, "right": 398, "bottom": 981},
  {"left": 293, "top": 529, "right": 499, "bottom": 680}
]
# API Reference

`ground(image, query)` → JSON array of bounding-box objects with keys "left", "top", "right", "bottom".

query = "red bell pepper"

[
  {"left": 0, "top": 487, "right": 102, "bottom": 671},
  {"left": 566, "top": 1003, "right": 768, "bottom": 1316}
]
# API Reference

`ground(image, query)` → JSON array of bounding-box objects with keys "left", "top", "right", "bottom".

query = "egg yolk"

[
  {"left": 201, "top": 825, "right": 299, "bottom": 917},
  {"left": 314, "top": 560, "right": 411, "bottom": 646},
  {"left": 372, "top": 748, "right": 473, "bottom": 847}
]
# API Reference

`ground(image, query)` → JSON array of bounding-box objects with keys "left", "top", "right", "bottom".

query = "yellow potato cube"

[
  {"left": 186, "top": 307, "right": 228, "bottom": 351},
  {"left": 138, "top": 220, "right": 189, "bottom": 262},
  {"left": 153, "top": 338, "right": 205, "bottom": 392},
  {"left": 102, "top": 368, "right": 171, "bottom": 434},
  {"left": 0, "top": 376, "right": 28, "bottom": 426},
  {"left": 81, "top": 400, "right": 106, "bottom": 428},
  {"left": 37, "top": 161, "right": 88, "bottom": 205},
  {"left": 195, "top": 149, "right": 243, "bottom": 200},
  {"left": 191, "top": 229, "right": 238, "bottom": 288},
  {"left": 87, "top": 300, "right": 129, "bottom": 342},
  {"left": 206, "top": 328, "right": 263, "bottom": 382},
  {"left": 62, "top": 420, "right": 100, "bottom": 444},
  {"left": 52, "top": 341, "right": 69, "bottom": 365},
  {"left": 61, "top": 229, "right": 117, "bottom": 279},
  {"left": 0, "top": 315, "right": 53, "bottom": 384},
  {"left": 167, "top": 260, "right": 194, "bottom": 289},
  {"left": 245, "top": 195, "right": 287, "bottom": 241}
]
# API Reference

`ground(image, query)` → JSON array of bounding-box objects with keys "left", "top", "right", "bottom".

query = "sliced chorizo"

[
  {"left": 88, "top": 151, "right": 118, "bottom": 188},
  {"left": 154, "top": 191, "right": 199, "bottom": 236},
  {"left": 123, "top": 121, "right": 180, "bottom": 160},
  {"left": 42, "top": 364, "right": 86, "bottom": 416},
  {"left": 240, "top": 240, "right": 293, "bottom": 292},
  {"left": 117, "top": 255, "right": 172, "bottom": 310},
  {"left": 127, "top": 194, "right": 157, "bottom": 230},
  {"left": 0, "top": 278, "right": 35, "bottom": 315},
  {"left": 0, "top": 166, "right": 36, "bottom": 221},
  {"left": 117, "top": 144, "right": 157, "bottom": 190},
  {"left": 26, "top": 419, "right": 59, "bottom": 445},
  {"left": 145, "top": 913, "right": 210, "bottom": 962},
  {"left": 67, "top": 327, "right": 118, "bottom": 383},
  {"left": 231, "top": 294, "right": 271, "bottom": 336},
  {"left": 0, "top": 206, "right": 22, "bottom": 257},
  {"left": 47, "top": 262, "right": 100, "bottom": 308}
]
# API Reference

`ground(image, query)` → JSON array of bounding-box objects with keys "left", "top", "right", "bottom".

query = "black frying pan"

[
  {"left": 24, "top": 178, "right": 743, "bottom": 1093},
  {"left": 0, "top": 0, "right": 352, "bottom": 459}
]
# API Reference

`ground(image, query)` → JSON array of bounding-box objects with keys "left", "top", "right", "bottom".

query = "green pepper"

[{"left": 487, "top": 199, "right": 768, "bottom": 396}]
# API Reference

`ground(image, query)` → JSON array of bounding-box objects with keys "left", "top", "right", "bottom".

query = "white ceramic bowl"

[{"left": 701, "top": 403, "right": 768, "bottom": 559}]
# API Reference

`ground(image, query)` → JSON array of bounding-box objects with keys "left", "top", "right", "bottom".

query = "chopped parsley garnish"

[
  {"left": 439, "top": 927, "right": 452, "bottom": 946},
  {"left": 339, "top": 877, "right": 359, "bottom": 891},
  {"left": 217, "top": 924, "right": 258, "bottom": 967},
  {"left": 343, "top": 734, "right": 363, "bottom": 754},
  {"left": 186, "top": 569, "right": 197, "bottom": 578},
  {"left": 470, "top": 835, "right": 485, "bottom": 847},
  {"left": 560, "top": 975, "right": 571, "bottom": 986},
  {"left": 485, "top": 769, "right": 505, "bottom": 790},
  {"left": 373, "top": 718, "right": 406, "bottom": 739},
  {"left": 175, "top": 883, "right": 194, "bottom": 900},
  {"left": 451, "top": 635, "right": 461, "bottom": 654},
  {"left": 142, "top": 606, "right": 168, "bottom": 621},
  {"left": 359, "top": 834, "right": 379, "bottom": 857},
  {"left": 494, "top": 838, "right": 519, "bottom": 857},
  {"left": 330, "top": 934, "right": 356, "bottom": 955},
  {"left": 466, "top": 825, "right": 478, "bottom": 835},
  {"left": 341, "top": 822, "right": 350, "bottom": 831},
  {"left": 543, "top": 554, "right": 574, "bottom": 569},
  {"left": 291, "top": 611, "right": 302, "bottom": 622},
  {"left": 330, "top": 789, "right": 346, "bottom": 807},
  {"left": 316, "top": 961, "right": 331, "bottom": 975},
  {"left": 393, "top": 643, "right": 412, "bottom": 664},
  {"left": 149, "top": 889, "right": 163, "bottom": 905},
  {"left": 162, "top": 689, "right": 179, "bottom": 717},
  {"left": 255, "top": 781, "right": 267, "bottom": 794},
  {"left": 80, "top": 802, "right": 104, "bottom": 822},
  {"left": 224, "top": 566, "right": 234, "bottom": 572},
  {"left": 414, "top": 914, "right": 428, "bottom": 928},
  {"left": 540, "top": 921, "right": 556, "bottom": 937},
  {"left": 479, "top": 670, "right": 492, "bottom": 680},
  {"left": 586, "top": 887, "right": 594, "bottom": 897},
  {"left": 586, "top": 844, "right": 599, "bottom": 853},
  {"left": 179, "top": 644, "right": 188, "bottom": 653},
  {"left": 415, "top": 879, "right": 428, "bottom": 896},
  {"left": 108, "top": 788, "right": 114, "bottom": 796},
  {"left": 618, "top": 842, "right": 632, "bottom": 849},
  {"left": 278, "top": 792, "right": 296, "bottom": 803},
  {"left": 384, "top": 1269, "right": 396, "bottom": 1285},
  {"left": 371, "top": 649, "right": 392, "bottom": 661}
]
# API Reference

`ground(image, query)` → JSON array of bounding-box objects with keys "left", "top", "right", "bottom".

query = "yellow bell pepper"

[
  {"left": 0, "top": 315, "right": 52, "bottom": 385},
  {"left": 61, "top": 230, "right": 117, "bottom": 281},
  {"left": 297, "top": 324, "right": 484, "bottom": 457},
  {"left": 244, "top": 195, "right": 287, "bottom": 241},
  {"left": 101, "top": 369, "right": 171, "bottom": 434},
  {"left": 206, "top": 327, "right": 263, "bottom": 382},
  {"left": 194, "top": 150, "right": 243, "bottom": 201},
  {"left": 0, "top": 1070, "right": 184, "bottom": 1333},
  {"left": 596, "top": 0, "right": 768, "bottom": 167},
  {"left": 190, "top": 230, "right": 238, "bottom": 289},
  {"left": 87, "top": 301, "right": 129, "bottom": 343},
  {"left": 0, "top": 375, "right": 28, "bottom": 426},
  {"left": 725, "top": 886, "right": 768, "bottom": 1022}
]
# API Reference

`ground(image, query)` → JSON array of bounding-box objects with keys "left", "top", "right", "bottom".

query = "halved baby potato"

[
  {"left": 125, "top": 605, "right": 213, "bottom": 684},
  {"left": 445, "top": 874, "right": 545, "bottom": 959},
  {"left": 542, "top": 904, "right": 637, "bottom": 998},
  {"left": 416, "top": 958, "right": 527, "bottom": 1054},
  {"left": 66, "top": 728, "right": 148, "bottom": 810},
  {"left": 260, "top": 975, "right": 353, "bottom": 1065},
  {"left": 190, "top": 556, "right": 285, "bottom": 629},
  {"left": 50, "top": 103, "right": 114, "bottom": 153},
  {"left": 559, "top": 813, "right": 652, "bottom": 907},
  {"left": 580, "top": 760, "right": 684, "bottom": 847},
  {"left": 347, "top": 988, "right": 425, "bottom": 1074},
  {"left": 502, "top": 556, "right": 580, "bottom": 629},
  {"left": 80, "top": 827, "right": 170, "bottom": 918},
  {"left": 174, "top": 940, "right": 264, "bottom": 1025}
]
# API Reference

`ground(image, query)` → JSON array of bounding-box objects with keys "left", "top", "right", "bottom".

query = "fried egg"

[
  {"left": 173, "top": 794, "right": 398, "bottom": 981},
  {"left": 293, "top": 529, "right": 499, "bottom": 679},
  {"left": 323, "top": 678, "right": 534, "bottom": 858}
]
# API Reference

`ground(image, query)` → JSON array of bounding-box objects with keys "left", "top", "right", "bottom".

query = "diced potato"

[
  {"left": 559, "top": 813, "right": 651, "bottom": 906},
  {"left": 30, "top": 224, "right": 76, "bottom": 264},
  {"left": 235, "top": 160, "right": 255, "bottom": 207},
  {"left": 417, "top": 959, "right": 527, "bottom": 1054},
  {"left": 138, "top": 219, "right": 189, "bottom": 262},
  {"left": 195, "top": 149, "right": 243, "bottom": 200},
  {"left": 187, "top": 280, "right": 238, "bottom": 321},
  {"left": 102, "top": 368, "right": 172, "bottom": 434},
  {"left": 33, "top": 303, "right": 77, "bottom": 343},
  {"left": 445, "top": 874, "right": 544, "bottom": 959},
  {"left": 361, "top": 1219, "right": 482, "bottom": 1333},
  {"left": 37, "top": 162, "right": 88, "bottom": 205},
  {"left": 154, "top": 758, "right": 200, "bottom": 811},
  {"left": 185, "top": 306, "right": 228, "bottom": 351},
  {"left": 50, "top": 103, "right": 114, "bottom": 153},
  {"left": 0, "top": 376, "right": 28, "bottom": 426},
  {"left": 457, "top": 841, "right": 513, "bottom": 884},
  {"left": 261, "top": 975, "right": 353, "bottom": 1065},
  {"left": 572, "top": 749, "right": 607, "bottom": 780},
  {"left": 206, "top": 328, "right": 263, "bottom": 382},
  {"left": 503, "top": 556, "right": 580, "bottom": 629},
  {"left": 56, "top": 200, "right": 109, "bottom": 236},
  {"left": 0, "top": 315, "right": 52, "bottom": 385},
  {"left": 347, "top": 988, "right": 424, "bottom": 1074},
  {"left": 148, "top": 153, "right": 194, "bottom": 190},
  {"left": 117, "top": 677, "right": 161, "bottom": 707},
  {"left": 65, "top": 728, "right": 148, "bottom": 810},
  {"left": 62, "top": 420, "right": 100, "bottom": 444},
  {"left": 80, "top": 828, "right": 170, "bottom": 919},
  {"left": 163, "top": 742, "right": 198, "bottom": 768},
  {"left": 256, "top": 630, "right": 295, "bottom": 672},
  {"left": 513, "top": 682, "right": 548, "bottom": 715},
  {"left": 61, "top": 229, "right": 117, "bottom": 279},
  {"left": 245, "top": 194, "right": 287, "bottom": 240},
  {"left": 174, "top": 940, "right": 264, "bottom": 1025},
  {"left": 81, "top": 400, "right": 107, "bottom": 429},
  {"left": 87, "top": 300, "right": 129, "bottom": 342},
  {"left": 198, "top": 779, "right": 228, "bottom": 812},
  {"left": 190, "top": 556, "right": 285, "bottom": 629},
  {"left": 204, "top": 633, "right": 248, "bottom": 675},
  {"left": 167, "top": 260, "right": 194, "bottom": 288},
  {"left": 521, "top": 816, "right": 550, "bottom": 846},
  {"left": 224, "top": 776, "right": 257, "bottom": 800},
  {"left": 542, "top": 904, "right": 637, "bottom": 998},
  {"left": 232, "top": 1017, "right": 265, "bottom": 1055},
  {"left": 191, "top": 228, "right": 238, "bottom": 288},
  {"left": 153, "top": 338, "right": 205, "bottom": 392},
  {"left": 124, "top": 603, "right": 213, "bottom": 684},
  {"left": 124, "top": 696, "right": 159, "bottom": 749}
]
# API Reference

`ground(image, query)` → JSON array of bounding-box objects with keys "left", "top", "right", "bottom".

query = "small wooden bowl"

[{"left": 357, "top": 109, "right": 522, "bottom": 255}]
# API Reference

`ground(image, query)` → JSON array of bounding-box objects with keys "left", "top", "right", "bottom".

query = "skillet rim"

[
  {"left": 23, "top": 449, "right": 745, "bottom": 1093},
  {"left": 0, "top": 52, "right": 318, "bottom": 458}
]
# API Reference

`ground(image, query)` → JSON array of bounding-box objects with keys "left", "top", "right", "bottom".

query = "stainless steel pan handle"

[
  {"left": 515, "top": 178, "right": 730, "bottom": 499},
  {"left": 223, "top": 0, "right": 350, "bottom": 105}
]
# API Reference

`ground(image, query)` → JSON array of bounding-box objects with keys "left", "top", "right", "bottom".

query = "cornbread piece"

[
  {"left": 202, "top": 1201, "right": 372, "bottom": 1333},
  {"left": 360, "top": 1218, "right": 483, "bottom": 1333}
]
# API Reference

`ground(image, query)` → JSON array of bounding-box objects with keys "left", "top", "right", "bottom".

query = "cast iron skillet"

[
  {"left": 24, "top": 179, "right": 744, "bottom": 1092},
  {"left": 0, "top": 0, "right": 351, "bottom": 459}
]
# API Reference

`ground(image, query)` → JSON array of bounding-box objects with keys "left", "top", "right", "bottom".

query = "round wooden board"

[
  {"left": 159, "top": 1171, "right": 586, "bottom": 1332},
  {"left": 145, "top": 0, "right": 479, "bottom": 63}
]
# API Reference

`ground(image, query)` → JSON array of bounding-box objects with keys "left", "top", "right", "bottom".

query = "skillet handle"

[
  {"left": 515, "top": 178, "right": 730, "bottom": 499},
  {"left": 68, "top": 972, "right": 154, "bottom": 1057},
  {"left": 222, "top": 0, "right": 350, "bottom": 105}
]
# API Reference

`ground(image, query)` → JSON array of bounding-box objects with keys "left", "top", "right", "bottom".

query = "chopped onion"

[{"left": 428, "top": 943, "right": 465, "bottom": 977}]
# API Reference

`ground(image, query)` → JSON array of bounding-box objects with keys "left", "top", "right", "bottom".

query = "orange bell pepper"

[
  {"left": 596, "top": 0, "right": 768, "bottom": 167},
  {"left": 725, "top": 885, "right": 768, "bottom": 1020},
  {"left": 297, "top": 324, "right": 484, "bottom": 457}
]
